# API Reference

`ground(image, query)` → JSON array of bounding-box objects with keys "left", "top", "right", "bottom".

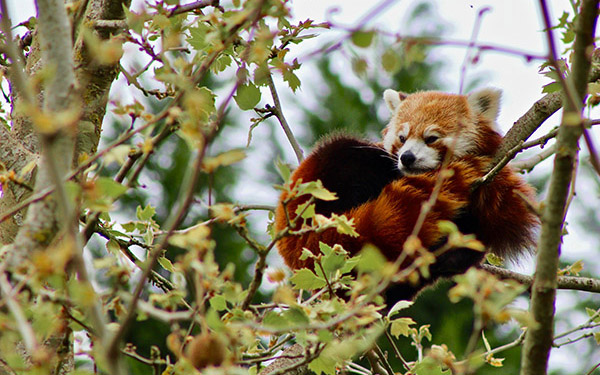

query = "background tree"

[{"left": 0, "top": 1, "right": 599, "bottom": 375}]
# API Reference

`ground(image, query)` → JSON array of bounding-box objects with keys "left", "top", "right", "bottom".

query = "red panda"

[{"left": 275, "top": 89, "right": 539, "bottom": 300}]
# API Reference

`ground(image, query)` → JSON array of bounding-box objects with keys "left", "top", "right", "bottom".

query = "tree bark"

[
  {"left": 520, "top": 1, "right": 599, "bottom": 374},
  {"left": 1, "top": 0, "right": 131, "bottom": 254},
  {"left": 0, "top": 0, "right": 131, "bottom": 374}
]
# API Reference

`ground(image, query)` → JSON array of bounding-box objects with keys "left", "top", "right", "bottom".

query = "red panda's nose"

[{"left": 400, "top": 151, "right": 416, "bottom": 167}]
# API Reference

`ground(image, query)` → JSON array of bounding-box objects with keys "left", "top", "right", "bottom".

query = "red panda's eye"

[
  {"left": 425, "top": 136, "right": 439, "bottom": 144},
  {"left": 399, "top": 135, "right": 406, "bottom": 143}
]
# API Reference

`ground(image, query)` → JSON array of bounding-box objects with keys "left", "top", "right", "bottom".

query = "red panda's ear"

[
  {"left": 383, "top": 89, "right": 408, "bottom": 113},
  {"left": 467, "top": 88, "right": 502, "bottom": 122}
]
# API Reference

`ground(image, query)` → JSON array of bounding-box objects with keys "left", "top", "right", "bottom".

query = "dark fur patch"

[
  {"left": 311, "top": 135, "right": 403, "bottom": 216},
  {"left": 478, "top": 96, "right": 491, "bottom": 113}
]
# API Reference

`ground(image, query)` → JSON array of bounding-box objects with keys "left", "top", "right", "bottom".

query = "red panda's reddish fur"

[{"left": 275, "top": 89, "right": 539, "bottom": 299}]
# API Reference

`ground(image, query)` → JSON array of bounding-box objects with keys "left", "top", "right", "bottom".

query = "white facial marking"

[
  {"left": 383, "top": 122, "right": 409, "bottom": 152},
  {"left": 397, "top": 139, "right": 440, "bottom": 174},
  {"left": 423, "top": 126, "right": 441, "bottom": 140}
]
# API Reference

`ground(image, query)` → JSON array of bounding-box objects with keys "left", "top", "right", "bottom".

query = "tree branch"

[
  {"left": 489, "top": 48, "right": 600, "bottom": 173},
  {"left": 266, "top": 73, "right": 304, "bottom": 163},
  {"left": 481, "top": 264, "right": 600, "bottom": 293},
  {"left": 521, "top": 2, "right": 599, "bottom": 375},
  {"left": 510, "top": 144, "right": 557, "bottom": 173}
]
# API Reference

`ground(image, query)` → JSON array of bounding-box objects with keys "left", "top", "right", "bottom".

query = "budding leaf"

[
  {"left": 390, "top": 317, "right": 416, "bottom": 338},
  {"left": 136, "top": 204, "right": 156, "bottom": 221}
]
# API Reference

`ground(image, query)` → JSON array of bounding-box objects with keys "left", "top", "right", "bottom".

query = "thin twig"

[
  {"left": 383, "top": 329, "right": 410, "bottom": 371},
  {"left": 168, "top": 0, "right": 222, "bottom": 16},
  {"left": 0, "top": 272, "right": 40, "bottom": 356},
  {"left": 582, "top": 128, "right": 600, "bottom": 176},
  {"left": 474, "top": 141, "right": 524, "bottom": 189},
  {"left": 553, "top": 309, "right": 600, "bottom": 342},
  {"left": 241, "top": 248, "right": 269, "bottom": 310},
  {"left": 511, "top": 144, "right": 557, "bottom": 172},
  {"left": 455, "top": 330, "right": 526, "bottom": 367},
  {"left": 266, "top": 73, "right": 304, "bottom": 163},
  {"left": 105, "top": 1, "right": 267, "bottom": 359},
  {"left": 458, "top": 7, "right": 491, "bottom": 94},
  {"left": 585, "top": 362, "right": 600, "bottom": 375}
]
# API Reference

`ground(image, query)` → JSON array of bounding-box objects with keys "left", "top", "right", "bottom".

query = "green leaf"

[
  {"left": 585, "top": 307, "right": 600, "bottom": 323},
  {"left": 357, "top": 245, "right": 386, "bottom": 273},
  {"left": 589, "top": 82, "right": 600, "bottom": 95},
  {"left": 321, "top": 246, "right": 346, "bottom": 276},
  {"left": 253, "top": 64, "right": 271, "bottom": 86},
  {"left": 542, "top": 81, "right": 561, "bottom": 94},
  {"left": 205, "top": 308, "right": 224, "bottom": 331},
  {"left": 275, "top": 157, "right": 291, "bottom": 182},
  {"left": 157, "top": 256, "right": 174, "bottom": 272},
  {"left": 331, "top": 214, "right": 358, "bottom": 237},
  {"left": 298, "top": 180, "right": 337, "bottom": 201},
  {"left": 136, "top": 204, "right": 156, "bottom": 221},
  {"left": 485, "top": 252, "right": 504, "bottom": 266},
  {"left": 121, "top": 222, "right": 136, "bottom": 233},
  {"left": 381, "top": 49, "right": 399, "bottom": 73},
  {"left": 352, "top": 57, "right": 368, "bottom": 76},
  {"left": 387, "top": 300, "right": 414, "bottom": 319},
  {"left": 105, "top": 239, "right": 120, "bottom": 255},
  {"left": 262, "top": 311, "right": 288, "bottom": 329},
  {"left": 290, "top": 268, "right": 326, "bottom": 290},
  {"left": 300, "top": 248, "right": 315, "bottom": 261},
  {"left": 209, "top": 295, "right": 228, "bottom": 312},
  {"left": 234, "top": 83, "right": 261, "bottom": 110},
  {"left": 123, "top": 6, "right": 147, "bottom": 36},
  {"left": 319, "top": 242, "right": 334, "bottom": 256},
  {"left": 390, "top": 317, "right": 416, "bottom": 338},
  {"left": 187, "top": 24, "right": 211, "bottom": 51},
  {"left": 283, "top": 307, "right": 310, "bottom": 326},
  {"left": 317, "top": 330, "right": 333, "bottom": 343},
  {"left": 351, "top": 30, "right": 375, "bottom": 48},
  {"left": 562, "top": 29, "right": 575, "bottom": 44},
  {"left": 96, "top": 177, "right": 128, "bottom": 199},
  {"left": 413, "top": 357, "right": 451, "bottom": 375},
  {"left": 283, "top": 70, "right": 301, "bottom": 92},
  {"left": 203, "top": 149, "right": 247, "bottom": 173},
  {"left": 295, "top": 201, "right": 315, "bottom": 219},
  {"left": 308, "top": 353, "right": 337, "bottom": 375},
  {"left": 212, "top": 54, "right": 232, "bottom": 73}
]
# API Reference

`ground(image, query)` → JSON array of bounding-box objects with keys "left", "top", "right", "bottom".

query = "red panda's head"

[{"left": 382, "top": 89, "right": 502, "bottom": 174}]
